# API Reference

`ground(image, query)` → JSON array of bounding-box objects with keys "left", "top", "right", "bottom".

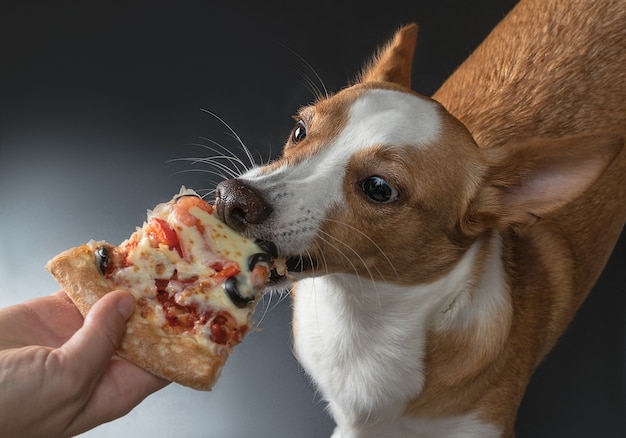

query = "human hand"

[{"left": 0, "top": 290, "right": 169, "bottom": 438}]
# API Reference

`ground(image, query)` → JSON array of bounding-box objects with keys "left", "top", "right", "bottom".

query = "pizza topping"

[
  {"left": 208, "top": 311, "right": 246, "bottom": 346},
  {"left": 247, "top": 252, "right": 272, "bottom": 272},
  {"left": 95, "top": 246, "right": 110, "bottom": 275},
  {"left": 47, "top": 187, "right": 285, "bottom": 390},
  {"left": 223, "top": 276, "right": 253, "bottom": 308},
  {"left": 146, "top": 217, "right": 181, "bottom": 255},
  {"left": 154, "top": 286, "right": 246, "bottom": 346},
  {"left": 171, "top": 194, "right": 214, "bottom": 227},
  {"left": 85, "top": 188, "right": 278, "bottom": 350}
]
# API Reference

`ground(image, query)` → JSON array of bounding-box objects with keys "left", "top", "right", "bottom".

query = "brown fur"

[
  {"left": 315, "top": 94, "right": 486, "bottom": 284},
  {"left": 220, "top": 2, "right": 624, "bottom": 433},
  {"left": 359, "top": 23, "right": 418, "bottom": 87},
  {"left": 435, "top": 0, "right": 626, "bottom": 299},
  {"left": 289, "top": 0, "right": 624, "bottom": 434},
  {"left": 402, "top": 0, "right": 626, "bottom": 434},
  {"left": 261, "top": 96, "right": 351, "bottom": 174}
]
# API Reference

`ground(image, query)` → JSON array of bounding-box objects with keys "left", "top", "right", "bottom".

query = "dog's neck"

[{"left": 293, "top": 233, "right": 511, "bottom": 435}]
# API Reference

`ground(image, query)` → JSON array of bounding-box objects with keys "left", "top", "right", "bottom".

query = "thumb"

[{"left": 61, "top": 290, "right": 135, "bottom": 376}]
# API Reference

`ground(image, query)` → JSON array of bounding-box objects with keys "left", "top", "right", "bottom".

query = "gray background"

[{"left": 1, "top": 1, "right": 624, "bottom": 437}]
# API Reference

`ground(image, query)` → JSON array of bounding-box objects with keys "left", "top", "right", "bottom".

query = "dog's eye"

[
  {"left": 360, "top": 176, "right": 399, "bottom": 203},
  {"left": 290, "top": 120, "right": 307, "bottom": 144}
]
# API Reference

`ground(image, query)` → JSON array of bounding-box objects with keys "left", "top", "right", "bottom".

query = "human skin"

[{"left": 0, "top": 289, "right": 169, "bottom": 438}]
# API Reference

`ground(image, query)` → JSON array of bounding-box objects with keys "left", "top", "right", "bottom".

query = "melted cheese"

[{"left": 108, "top": 188, "right": 264, "bottom": 341}]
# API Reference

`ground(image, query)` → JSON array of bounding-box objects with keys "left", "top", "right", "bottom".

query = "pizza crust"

[{"left": 46, "top": 245, "right": 227, "bottom": 390}]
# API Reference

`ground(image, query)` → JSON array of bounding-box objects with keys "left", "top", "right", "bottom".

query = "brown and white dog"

[{"left": 214, "top": 0, "right": 626, "bottom": 436}]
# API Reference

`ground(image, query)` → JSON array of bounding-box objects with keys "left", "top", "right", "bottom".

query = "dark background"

[{"left": 1, "top": 1, "right": 624, "bottom": 437}]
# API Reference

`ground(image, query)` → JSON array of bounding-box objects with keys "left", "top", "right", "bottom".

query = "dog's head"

[{"left": 214, "top": 24, "right": 622, "bottom": 288}]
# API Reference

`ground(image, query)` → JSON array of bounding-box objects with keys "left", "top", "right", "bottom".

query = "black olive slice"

[
  {"left": 247, "top": 252, "right": 272, "bottom": 272},
  {"left": 94, "top": 246, "right": 110, "bottom": 275},
  {"left": 223, "top": 276, "right": 254, "bottom": 308}
]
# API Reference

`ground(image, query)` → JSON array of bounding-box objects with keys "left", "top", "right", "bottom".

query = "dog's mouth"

[
  {"left": 284, "top": 256, "right": 317, "bottom": 273},
  {"left": 255, "top": 239, "right": 317, "bottom": 287}
]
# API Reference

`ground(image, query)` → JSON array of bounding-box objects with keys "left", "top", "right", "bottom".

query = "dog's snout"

[{"left": 215, "top": 179, "right": 271, "bottom": 232}]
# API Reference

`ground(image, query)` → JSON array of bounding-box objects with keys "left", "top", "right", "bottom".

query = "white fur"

[
  {"left": 330, "top": 412, "right": 501, "bottom": 438},
  {"left": 294, "top": 237, "right": 508, "bottom": 437},
  {"left": 240, "top": 89, "right": 441, "bottom": 255},
  {"left": 435, "top": 234, "right": 512, "bottom": 338},
  {"left": 240, "top": 89, "right": 508, "bottom": 436}
]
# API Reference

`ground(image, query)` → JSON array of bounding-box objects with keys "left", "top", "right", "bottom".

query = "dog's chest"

[
  {"left": 292, "top": 274, "right": 503, "bottom": 437},
  {"left": 328, "top": 414, "right": 502, "bottom": 438},
  {"left": 292, "top": 275, "right": 438, "bottom": 424},
  {"left": 290, "top": 239, "right": 509, "bottom": 436}
]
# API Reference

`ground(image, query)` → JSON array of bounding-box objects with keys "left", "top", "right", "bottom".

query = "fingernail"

[{"left": 117, "top": 293, "right": 136, "bottom": 319}]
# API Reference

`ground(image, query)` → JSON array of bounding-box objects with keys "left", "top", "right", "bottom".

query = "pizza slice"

[{"left": 46, "top": 187, "right": 279, "bottom": 390}]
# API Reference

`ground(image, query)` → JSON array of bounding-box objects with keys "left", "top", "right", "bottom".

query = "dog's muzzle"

[
  {"left": 214, "top": 179, "right": 272, "bottom": 232},
  {"left": 215, "top": 179, "right": 317, "bottom": 277}
]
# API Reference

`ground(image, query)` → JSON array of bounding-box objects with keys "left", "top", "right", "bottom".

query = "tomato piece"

[
  {"left": 251, "top": 264, "right": 270, "bottom": 290},
  {"left": 220, "top": 264, "right": 240, "bottom": 279},
  {"left": 115, "top": 235, "right": 139, "bottom": 269},
  {"left": 173, "top": 196, "right": 214, "bottom": 227},
  {"left": 147, "top": 217, "right": 181, "bottom": 254},
  {"left": 211, "top": 261, "right": 240, "bottom": 280},
  {"left": 209, "top": 311, "right": 245, "bottom": 346}
]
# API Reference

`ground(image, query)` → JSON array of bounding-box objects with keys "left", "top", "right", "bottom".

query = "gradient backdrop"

[{"left": 1, "top": 1, "right": 624, "bottom": 437}]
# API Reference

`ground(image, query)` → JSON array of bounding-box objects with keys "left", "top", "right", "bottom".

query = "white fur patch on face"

[
  {"left": 241, "top": 89, "right": 441, "bottom": 255},
  {"left": 344, "top": 89, "right": 441, "bottom": 147}
]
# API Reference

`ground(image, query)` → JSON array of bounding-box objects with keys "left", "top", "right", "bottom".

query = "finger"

[
  {"left": 59, "top": 290, "right": 135, "bottom": 380},
  {"left": 52, "top": 289, "right": 73, "bottom": 303},
  {"left": 64, "top": 357, "right": 169, "bottom": 437},
  {"left": 0, "top": 293, "right": 83, "bottom": 349},
  {"left": 106, "top": 356, "right": 170, "bottom": 401}
]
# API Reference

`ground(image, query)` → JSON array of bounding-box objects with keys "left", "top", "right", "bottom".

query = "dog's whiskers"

[
  {"left": 323, "top": 218, "right": 400, "bottom": 282},
  {"left": 253, "top": 287, "right": 290, "bottom": 330},
  {"left": 310, "top": 240, "right": 328, "bottom": 277},
  {"left": 170, "top": 110, "right": 267, "bottom": 201},
  {"left": 194, "top": 156, "right": 243, "bottom": 179},
  {"left": 317, "top": 230, "right": 384, "bottom": 316},
  {"left": 195, "top": 188, "right": 216, "bottom": 199},
  {"left": 292, "top": 66, "right": 326, "bottom": 101},
  {"left": 316, "top": 231, "right": 367, "bottom": 290},
  {"left": 195, "top": 138, "right": 253, "bottom": 173},
  {"left": 171, "top": 155, "right": 243, "bottom": 180},
  {"left": 169, "top": 167, "right": 237, "bottom": 182},
  {"left": 280, "top": 43, "right": 329, "bottom": 100},
  {"left": 200, "top": 109, "right": 258, "bottom": 170}
]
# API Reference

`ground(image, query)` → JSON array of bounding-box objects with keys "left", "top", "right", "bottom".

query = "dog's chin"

[
  {"left": 254, "top": 239, "right": 319, "bottom": 289},
  {"left": 284, "top": 255, "right": 318, "bottom": 274},
  {"left": 264, "top": 273, "right": 292, "bottom": 293},
  {"left": 259, "top": 256, "right": 318, "bottom": 294}
]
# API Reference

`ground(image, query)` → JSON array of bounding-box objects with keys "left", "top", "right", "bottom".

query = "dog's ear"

[
  {"left": 463, "top": 134, "right": 623, "bottom": 235},
  {"left": 359, "top": 23, "right": 418, "bottom": 88}
]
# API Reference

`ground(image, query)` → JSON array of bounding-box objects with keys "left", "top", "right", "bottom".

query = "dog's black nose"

[{"left": 214, "top": 179, "right": 271, "bottom": 232}]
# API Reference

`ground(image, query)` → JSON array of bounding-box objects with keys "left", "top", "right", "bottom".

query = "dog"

[{"left": 214, "top": 0, "right": 626, "bottom": 436}]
